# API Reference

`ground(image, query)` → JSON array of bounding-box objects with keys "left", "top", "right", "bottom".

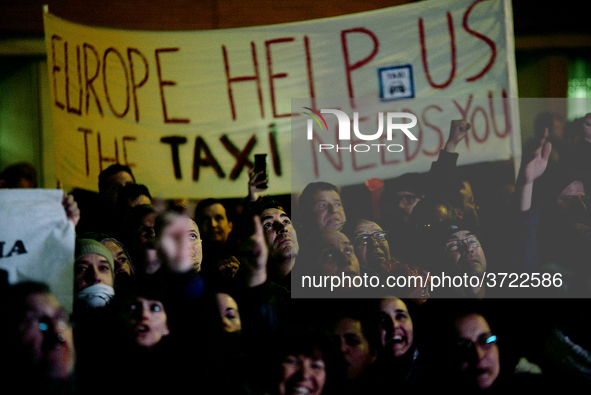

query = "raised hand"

[
  {"left": 444, "top": 119, "right": 471, "bottom": 152},
  {"left": 155, "top": 212, "right": 194, "bottom": 274},
  {"left": 62, "top": 193, "right": 80, "bottom": 227},
  {"left": 522, "top": 128, "right": 552, "bottom": 185},
  {"left": 519, "top": 128, "right": 552, "bottom": 211},
  {"left": 247, "top": 168, "right": 268, "bottom": 202},
  {"left": 239, "top": 215, "right": 269, "bottom": 287}
]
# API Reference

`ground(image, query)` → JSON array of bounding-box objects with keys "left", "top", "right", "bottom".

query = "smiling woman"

[
  {"left": 368, "top": 297, "right": 433, "bottom": 389},
  {"left": 259, "top": 326, "right": 341, "bottom": 395}
]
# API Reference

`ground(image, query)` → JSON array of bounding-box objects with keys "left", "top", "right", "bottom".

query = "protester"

[
  {"left": 0, "top": 162, "right": 37, "bottom": 188},
  {"left": 79, "top": 232, "right": 136, "bottom": 288},
  {"left": 1, "top": 282, "right": 76, "bottom": 394},
  {"left": 245, "top": 196, "right": 299, "bottom": 288},
  {"left": 298, "top": 181, "right": 347, "bottom": 232},
  {"left": 5, "top": 114, "right": 591, "bottom": 393},
  {"left": 73, "top": 238, "right": 115, "bottom": 297}
]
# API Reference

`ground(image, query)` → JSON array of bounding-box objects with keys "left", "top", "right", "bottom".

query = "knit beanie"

[{"left": 75, "top": 238, "right": 115, "bottom": 273}]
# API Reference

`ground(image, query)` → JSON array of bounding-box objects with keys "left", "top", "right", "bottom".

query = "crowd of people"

[{"left": 1, "top": 112, "right": 591, "bottom": 394}]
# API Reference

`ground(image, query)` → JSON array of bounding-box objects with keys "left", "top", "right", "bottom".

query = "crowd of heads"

[{"left": 2, "top": 112, "right": 591, "bottom": 392}]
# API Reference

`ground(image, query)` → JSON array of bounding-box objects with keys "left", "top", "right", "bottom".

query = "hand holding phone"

[{"left": 253, "top": 154, "right": 268, "bottom": 189}]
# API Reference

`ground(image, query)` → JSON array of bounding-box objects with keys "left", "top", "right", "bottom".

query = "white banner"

[
  {"left": 0, "top": 190, "right": 75, "bottom": 311},
  {"left": 43, "top": 0, "right": 518, "bottom": 198}
]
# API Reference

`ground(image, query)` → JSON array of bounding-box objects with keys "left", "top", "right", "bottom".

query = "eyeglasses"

[
  {"left": 354, "top": 231, "right": 389, "bottom": 246},
  {"left": 455, "top": 334, "right": 497, "bottom": 357},
  {"left": 444, "top": 236, "right": 481, "bottom": 252}
]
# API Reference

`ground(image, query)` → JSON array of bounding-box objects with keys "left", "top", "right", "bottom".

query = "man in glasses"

[
  {"left": 443, "top": 227, "right": 487, "bottom": 278},
  {"left": 349, "top": 219, "right": 430, "bottom": 301},
  {"left": 351, "top": 219, "right": 392, "bottom": 274},
  {"left": 436, "top": 220, "right": 488, "bottom": 298}
]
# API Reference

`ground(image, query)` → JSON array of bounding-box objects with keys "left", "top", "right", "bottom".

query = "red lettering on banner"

[
  {"left": 51, "top": 35, "right": 65, "bottom": 110},
  {"left": 351, "top": 141, "right": 377, "bottom": 171},
  {"left": 403, "top": 109, "right": 422, "bottom": 163},
  {"left": 304, "top": 36, "right": 317, "bottom": 111},
  {"left": 222, "top": 43, "right": 264, "bottom": 120},
  {"left": 489, "top": 89, "right": 510, "bottom": 138},
  {"left": 83, "top": 43, "right": 103, "bottom": 116},
  {"left": 193, "top": 137, "right": 225, "bottom": 180},
  {"left": 453, "top": 95, "right": 473, "bottom": 148},
  {"left": 470, "top": 106, "right": 489, "bottom": 143},
  {"left": 103, "top": 48, "right": 130, "bottom": 118},
  {"left": 97, "top": 132, "right": 119, "bottom": 172},
  {"left": 302, "top": 93, "right": 513, "bottom": 181},
  {"left": 268, "top": 123, "right": 282, "bottom": 176},
  {"left": 65, "top": 43, "right": 82, "bottom": 115},
  {"left": 128, "top": 48, "right": 150, "bottom": 122},
  {"left": 351, "top": 116, "right": 376, "bottom": 171},
  {"left": 311, "top": 129, "right": 343, "bottom": 178},
  {"left": 155, "top": 48, "right": 190, "bottom": 124},
  {"left": 421, "top": 105, "right": 444, "bottom": 156},
  {"left": 266, "top": 38, "right": 296, "bottom": 118},
  {"left": 453, "top": 95, "right": 473, "bottom": 120},
  {"left": 379, "top": 134, "right": 400, "bottom": 166},
  {"left": 78, "top": 128, "right": 136, "bottom": 176},
  {"left": 419, "top": 12, "right": 456, "bottom": 89},
  {"left": 78, "top": 127, "right": 92, "bottom": 176},
  {"left": 122, "top": 136, "right": 137, "bottom": 169},
  {"left": 341, "top": 28, "right": 379, "bottom": 108},
  {"left": 463, "top": 0, "right": 497, "bottom": 82}
]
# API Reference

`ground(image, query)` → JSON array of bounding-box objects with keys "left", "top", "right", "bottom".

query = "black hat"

[{"left": 417, "top": 218, "right": 475, "bottom": 248}]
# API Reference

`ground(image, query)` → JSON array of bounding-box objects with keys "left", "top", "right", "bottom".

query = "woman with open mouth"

[
  {"left": 107, "top": 276, "right": 177, "bottom": 394},
  {"left": 372, "top": 297, "right": 427, "bottom": 389},
  {"left": 117, "top": 278, "right": 170, "bottom": 350},
  {"left": 433, "top": 301, "right": 546, "bottom": 393}
]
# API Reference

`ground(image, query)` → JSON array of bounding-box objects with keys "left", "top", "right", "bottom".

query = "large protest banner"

[
  {"left": 43, "top": 0, "right": 518, "bottom": 198},
  {"left": 0, "top": 189, "right": 75, "bottom": 311}
]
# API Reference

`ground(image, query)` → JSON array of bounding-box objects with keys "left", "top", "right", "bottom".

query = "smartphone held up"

[{"left": 254, "top": 154, "right": 268, "bottom": 189}]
